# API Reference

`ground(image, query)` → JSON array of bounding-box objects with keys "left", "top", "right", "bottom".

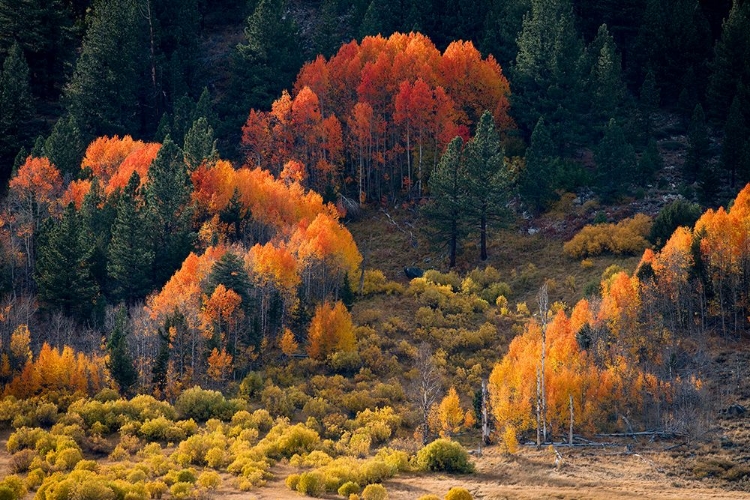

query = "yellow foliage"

[
  {"left": 307, "top": 301, "right": 356, "bottom": 359},
  {"left": 437, "top": 387, "right": 464, "bottom": 437},
  {"left": 279, "top": 328, "right": 299, "bottom": 356},
  {"left": 563, "top": 214, "right": 652, "bottom": 258}
]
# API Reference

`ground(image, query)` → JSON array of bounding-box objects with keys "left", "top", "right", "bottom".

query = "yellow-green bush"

[
  {"left": 445, "top": 487, "right": 473, "bottom": 500},
  {"left": 145, "top": 480, "right": 167, "bottom": 499},
  {"left": 416, "top": 439, "right": 474, "bottom": 474},
  {"left": 361, "top": 483, "right": 388, "bottom": 500},
  {"left": 296, "top": 471, "right": 326, "bottom": 497},
  {"left": 174, "top": 387, "right": 237, "bottom": 422},
  {"left": 417, "top": 496, "right": 440, "bottom": 500},
  {"left": 169, "top": 481, "right": 194, "bottom": 500},
  {"left": 0, "top": 475, "right": 25, "bottom": 500},
  {"left": 338, "top": 481, "right": 360, "bottom": 496},
  {"left": 197, "top": 471, "right": 221, "bottom": 490},
  {"left": 564, "top": 214, "right": 652, "bottom": 258},
  {"left": 25, "top": 468, "right": 45, "bottom": 491},
  {"left": 361, "top": 270, "right": 405, "bottom": 295},
  {"left": 258, "top": 421, "right": 321, "bottom": 459}
]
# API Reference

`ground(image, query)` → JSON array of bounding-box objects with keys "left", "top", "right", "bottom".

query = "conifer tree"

[
  {"left": 684, "top": 104, "right": 709, "bottom": 184},
  {"left": 637, "top": 138, "right": 663, "bottom": 185},
  {"left": 721, "top": 96, "right": 747, "bottom": 188},
  {"left": 464, "top": 112, "right": 511, "bottom": 261},
  {"left": 421, "top": 137, "right": 468, "bottom": 268},
  {"left": 519, "top": 117, "right": 557, "bottom": 212},
  {"left": 107, "top": 307, "right": 138, "bottom": 395},
  {"left": 107, "top": 172, "right": 154, "bottom": 303},
  {"left": 80, "top": 179, "right": 115, "bottom": 294},
  {"left": 225, "top": 0, "right": 301, "bottom": 138},
  {"left": 35, "top": 203, "right": 99, "bottom": 322},
  {"left": 44, "top": 114, "right": 85, "bottom": 178},
  {"left": 596, "top": 118, "right": 636, "bottom": 201},
  {"left": 64, "top": 0, "right": 146, "bottom": 140},
  {"left": 0, "top": 0, "right": 74, "bottom": 98},
  {"left": 144, "top": 136, "right": 194, "bottom": 287},
  {"left": 588, "top": 24, "right": 625, "bottom": 125},
  {"left": 183, "top": 117, "right": 217, "bottom": 171},
  {"left": 707, "top": 0, "right": 750, "bottom": 122},
  {"left": 0, "top": 42, "right": 34, "bottom": 182},
  {"left": 512, "top": 0, "right": 585, "bottom": 151}
]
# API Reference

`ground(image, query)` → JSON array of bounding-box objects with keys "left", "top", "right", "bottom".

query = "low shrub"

[
  {"left": 445, "top": 487, "right": 473, "bottom": 500},
  {"left": 361, "top": 483, "right": 388, "bottom": 500},
  {"left": 197, "top": 471, "right": 221, "bottom": 489},
  {"left": 563, "top": 214, "right": 652, "bottom": 258},
  {"left": 416, "top": 439, "right": 474, "bottom": 474},
  {"left": 338, "top": 481, "right": 361, "bottom": 497},
  {"left": 174, "top": 387, "right": 235, "bottom": 422},
  {"left": 296, "top": 471, "right": 326, "bottom": 497}
]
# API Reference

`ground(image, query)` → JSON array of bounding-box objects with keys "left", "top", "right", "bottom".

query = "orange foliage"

[
  {"left": 246, "top": 241, "right": 300, "bottom": 293},
  {"left": 147, "top": 246, "right": 228, "bottom": 327},
  {"left": 60, "top": 179, "right": 92, "bottom": 209},
  {"left": 207, "top": 348, "right": 233, "bottom": 382},
  {"left": 9, "top": 156, "right": 62, "bottom": 211},
  {"left": 244, "top": 32, "right": 514, "bottom": 201},
  {"left": 104, "top": 142, "right": 161, "bottom": 196},
  {"left": 306, "top": 300, "right": 356, "bottom": 359},
  {"left": 3, "top": 342, "right": 109, "bottom": 398},
  {"left": 290, "top": 212, "right": 362, "bottom": 277}
]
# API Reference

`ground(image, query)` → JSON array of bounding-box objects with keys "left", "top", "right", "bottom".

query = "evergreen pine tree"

[
  {"left": 144, "top": 136, "right": 194, "bottom": 287},
  {"left": 35, "top": 203, "right": 99, "bottom": 322},
  {"left": 107, "top": 172, "right": 154, "bottom": 303},
  {"left": 707, "top": 0, "right": 750, "bottom": 122},
  {"left": 63, "top": 0, "right": 146, "bottom": 140},
  {"left": 639, "top": 69, "right": 660, "bottom": 114},
  {"left": 80, "top": 179, "right": 116, "bottom": 294},
  {"left": 588, "top": 24, "right": 626, "bottom": 125},
  {"left": 183, "top": 117, "right": 217, "bottom": 171},
  {"left": 107, "top": 307, "right": 138, "bottom": 395},
  {"left": 596, "top": 118, "right": 636, "bottom": 201},
  {"left": 0, "top": 0, "right": 75, "bottom": 98},
  {"left": 0, "top": 42, "right": 34, "bottom": 183},
  {"left": 421, "top": 137, "right": 468, "bottom": 268},
  {"left": 151, "top": 325, "right": 170, "bottom": 395},
  {"left": 519, "top": 117, "right": 557, "bottom": 212},
  {"left": 721, "top": 95, "right": 747, "bottom": 188},
  {"left": 637, "top": 138, "right": 663, "bottom": 185},
  {"left": 684, "top": 103, "right": 709, "bottom": 184},
  {"left": 512, "top": 0, "right": 585, "bottom": 152},
  {"left": 44, "top": 114, "right": 85, "bottom": 178},
  {"left": 481, "top": 0, "right": 531, "bottom": 68},
  {"left": 358, "top": 0, "right": 400, "bottom": 38},
  {"left": 224, "top": 0, "right": 301, "bottom": 142},
  {"left": 313, "top": 0, "right": 341, "bottom": 58},
  {"left": 464, "top": 112, "right": 511, "bottom": 261}
]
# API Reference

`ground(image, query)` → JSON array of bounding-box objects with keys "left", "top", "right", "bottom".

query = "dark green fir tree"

[
  {"left": 107, "top": 172, "right": 154, "bottom": 303},
  {"left": 144, "top": 136, "right": 194, "bottom": 287},
  {"left": 684, "top": 103, "right": 710, "bottom": 184},
  {"left": 35, "top": 203, "right": 99, "bottom": 322},
  {"left": 464, "top": 112, "right": 511, "bottom": 261},
  {"left": 44, "top": 114, "right": 85, "bottom": 178},
  {"left": 107, "top": 307, "right": 138, "bottom": 396},
  {"left": 596, "top": 118, "right": 636, "bottom": 201},
  {"left": 421, "top": 137, "right": 468, "bottom": 268}
]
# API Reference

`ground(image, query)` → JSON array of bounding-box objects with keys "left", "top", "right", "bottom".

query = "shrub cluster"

[{"left": 563, "top": 214, "right": 652, "bottom": 258}]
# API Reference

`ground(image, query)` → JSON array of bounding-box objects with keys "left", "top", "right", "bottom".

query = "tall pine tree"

[
  {"left": 0, "top": 42, "right": 34, "bottom": 183},
  {"left": 35, "top": 203, "right": 99, "bottom": 322},
  {"left": 464, "top": 112, "right": 511, "bottom": 261},
  {"left": 421, "top": 137, "right": 468, "bottom": 269},
  {"left": 107, "top": 307, "right": 138, "bottom": 395},
  {"left": 144, "top": 136, "right": 194, "bottom": 287},
  {"left": 107, "top": 172, "right": 154, "bottom": 304},
  {"left": 64, "top": 0, "right": 146, "bottom": 140}
]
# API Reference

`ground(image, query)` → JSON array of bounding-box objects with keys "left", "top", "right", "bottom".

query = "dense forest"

[{"left": 0, "top": 0, "right": 750, "bottom": 499}]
